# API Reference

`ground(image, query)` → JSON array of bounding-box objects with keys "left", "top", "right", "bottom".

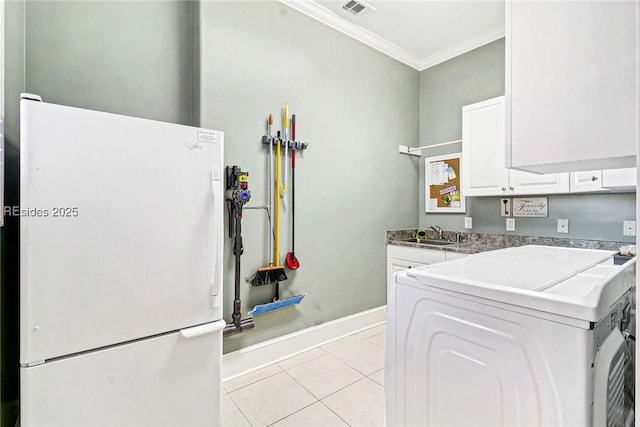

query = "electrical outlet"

[
  {"left": 557, "top": 219, "right": 569, "bottom": 234},
  {"left": 500, "top": 198, "right": 511, "bottom": 217},
  {"left": 623, "top": 220, "right": 636, "bottom": 236},
  {"left": 464, "top": 217, "right": 473, "bottom": 229},
  {"left": 506, "top": 218, "right": 515, "bottom": 231}
]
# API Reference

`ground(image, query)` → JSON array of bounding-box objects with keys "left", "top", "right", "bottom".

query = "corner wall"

[{"left": 198, "top": 1, "right": 419, "bottom": 353}]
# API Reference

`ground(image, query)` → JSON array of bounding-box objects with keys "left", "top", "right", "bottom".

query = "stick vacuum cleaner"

[{"left": 223, "top": 166, "right": 255, "bottom": 337}]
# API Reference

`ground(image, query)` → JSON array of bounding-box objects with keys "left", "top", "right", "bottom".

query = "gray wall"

[
  {"left": 2, "top": 0, "right": 419, "bottom": 414},
  {"left": 24, "top": 1, "right": 195, "bottom": 124},
  {"left": 198, "top": 1, "right": 419, "bottom": 353},
  {"left": 2, "top": 1, "right": 197, "bottom": 424},
  {"left": 418, "top": 39, "right": 636, "bottom": 243},
  {"left": 3, "top": 2, "right": 633, "bottom": 422}
]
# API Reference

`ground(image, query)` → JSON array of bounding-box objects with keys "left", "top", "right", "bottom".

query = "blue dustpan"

[{"left": 249, "top": 294, "right": 305, "bottom": 316}]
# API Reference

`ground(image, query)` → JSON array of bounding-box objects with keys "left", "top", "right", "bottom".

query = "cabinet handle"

[
  {"left": 501, "top": 187, "right": 506, "bottom": 191},
  {"left": 509, "top": 186, "right": 514, "bottom": 190},
  {"left": 592, "top": 176, "right": 598, "bottom": 182}
]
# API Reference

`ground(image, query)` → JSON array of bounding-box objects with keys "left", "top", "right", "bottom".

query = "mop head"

[
  {"left": 249, "top": 294, "right": 305, "bottom": 316},
  {"left": 247, "top": 265, "right": 287, "bottom": 286}
]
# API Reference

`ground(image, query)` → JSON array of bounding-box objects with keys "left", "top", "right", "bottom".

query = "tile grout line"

[
  {"left": 223, "top": 365, "right": 284, "bottom": 393},
  {"left": 275, "top": 347, "right": 330, "bottom": 371},
  {"left": 318, "top": 400, "right": 353, "bottom": 427},
  {"left": 367, "top": 367, "right": 385, "bottom": 387},
  {"left": 225, "top": 391, "right": 256, "bottom": 427},
  {"left": 281, "top": 359, "right": 372, "bottom": 408},
  {"left": 262, "top": 369, "right": 356, "bottom": 427},
  {"left": 224, "top": 324, "right": 386, "bottom": 426},
  {"left": 325, "top": 340, "right": 386, "bottom": 377},
  {"left": 265, "top": 401, "right": 319, "bottom": 427},
  {"left": 316, "top": 376, "right": 385, "bottom": 427},
  {"left": 264, "top": 370, "right": 321, "bottom": 427}
]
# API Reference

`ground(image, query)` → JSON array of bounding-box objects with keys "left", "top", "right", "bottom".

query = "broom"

[{"left": 248, "top": 114, "right": 287, "bottom": 286}]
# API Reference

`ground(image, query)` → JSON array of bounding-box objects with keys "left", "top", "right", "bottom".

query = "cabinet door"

[
  {"left": 445, "top": 251, "right": 468, "bottom": 262},
  {"left": 387, "top": 258, "right": 427, "bottom": 314},
  {"left": 389, "top": 259, "right": 425, "bottom": 275},
  {"left": 387, "top": 245, "right": 447, "bottom": 265},
  {"left": 569, "top": 170, "right": 604, "bottom": 193},
  {"left": 506, "top": 0, "right": 637, "bottom": 173},
  {"left": 462, "top": 97, "right": 509, "bottom": 196},
  {"left": 602, "top": 168, "right": 637, "bottom": 190},
  {"left": 509, "top": 170, "right": 569, "bottom": 195}
]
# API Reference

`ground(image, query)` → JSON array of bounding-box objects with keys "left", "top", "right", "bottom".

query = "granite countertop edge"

[{"left": 386, "top": 229, "right": 633, "bottom": 255}]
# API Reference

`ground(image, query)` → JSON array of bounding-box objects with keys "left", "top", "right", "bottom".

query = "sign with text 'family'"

[{"left": 512, "top": 197, "right": 548, "bottom": 217}]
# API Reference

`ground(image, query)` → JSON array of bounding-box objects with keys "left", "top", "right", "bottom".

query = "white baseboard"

[{"left": 222, "top": 305, "right": 386, "bottom": 382}]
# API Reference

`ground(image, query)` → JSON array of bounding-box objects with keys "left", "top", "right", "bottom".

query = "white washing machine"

[{"left": 385, "top": 245, "right": 635, "bottom": 427}]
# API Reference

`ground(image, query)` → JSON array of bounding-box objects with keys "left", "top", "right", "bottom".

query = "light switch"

[
  {"left": 557, "top": 219, "right": 569, "bottom": 233},
  {"left": 506, "top": 218, "right": 515, "bottom": 231},
  {"left": 464, "top": 217, "right": 472, "bottom": 229},
  {"left": 623, "top": 221, "right": 636, "bottom": 236}
]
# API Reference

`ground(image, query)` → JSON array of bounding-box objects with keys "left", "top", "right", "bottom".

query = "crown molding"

[
  {"left": 279, "top": 0, "right": 422, "bottom": 70},
  {"left": 418, "top": 26, "right": 505, "bottom": 70},
  {"left": 279, "top": 0, "right": 505, "bottom": 72}
]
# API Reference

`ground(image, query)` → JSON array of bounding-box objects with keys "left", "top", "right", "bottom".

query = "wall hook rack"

[{"left": 261, "top": 136, "right": 309, "bottom": 151}]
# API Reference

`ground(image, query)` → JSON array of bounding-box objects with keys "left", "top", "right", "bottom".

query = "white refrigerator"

[{"left": 19, "top": 95, "right": 225, "bottom": 426}]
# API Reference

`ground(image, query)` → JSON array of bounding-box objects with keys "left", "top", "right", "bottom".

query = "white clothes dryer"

[{"left": 385, "top": 245, "right": 635, "bottom": 427}]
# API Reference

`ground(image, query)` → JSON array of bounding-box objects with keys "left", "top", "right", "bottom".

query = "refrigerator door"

[
  {"left": 21, "top": 320, "right": 225, "bottom": 426},
  {"left": 20, "top": 99, "right": 224, "bottom": 364}
]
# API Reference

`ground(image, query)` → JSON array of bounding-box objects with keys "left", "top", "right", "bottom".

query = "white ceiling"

[{"left": 280, "top": 0, "right": 505, "bottom": 71}]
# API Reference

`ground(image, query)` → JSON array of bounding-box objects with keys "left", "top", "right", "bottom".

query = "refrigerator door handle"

[
  {"left": 180, "top": 319, "right": 226, "bottom": 339},
  {"left": 211, "top": 167, "right": 223, "bottom": 308}
]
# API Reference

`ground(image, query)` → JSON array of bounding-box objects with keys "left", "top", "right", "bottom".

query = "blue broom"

[{"left": 249, "top": 294, "right": 306, "bottom": 316}]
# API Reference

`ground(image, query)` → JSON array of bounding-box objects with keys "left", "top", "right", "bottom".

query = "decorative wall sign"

[
  {"left": 425, "top": 153, "right": 466, "bottom": 213},
  {"left": 512, "top": 197, "right": 548, "bottom": 217}
]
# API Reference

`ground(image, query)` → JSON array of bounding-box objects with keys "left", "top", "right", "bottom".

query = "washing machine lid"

[{"left": 404, "top": 245, "right": 635, "bottom": 322}]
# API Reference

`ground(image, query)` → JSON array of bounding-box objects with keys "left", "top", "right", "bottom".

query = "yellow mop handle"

[
  {"left": 275, "top": 139, "right": 281, "bottom": 266},
  {"left": 284, "top": 104, "right": 289, "bottom": 135},
  {"left": 283, "top": 104, "right": 289, "bottom": 194}
]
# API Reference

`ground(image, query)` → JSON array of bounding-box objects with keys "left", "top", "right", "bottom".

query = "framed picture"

[{"left": 425, "top": 152, "right": 466, "bottom": 213}]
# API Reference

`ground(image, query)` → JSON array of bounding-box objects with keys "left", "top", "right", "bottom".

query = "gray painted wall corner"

[{"left": 198, "top": 0, "right": 420, "bottom": 353}]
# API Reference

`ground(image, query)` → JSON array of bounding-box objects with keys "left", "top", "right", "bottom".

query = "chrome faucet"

[{"left": 429, "top": 225, "right": 443, "bottom": 240}]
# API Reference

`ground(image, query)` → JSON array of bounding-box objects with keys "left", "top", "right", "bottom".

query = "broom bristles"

[{"left": 247, "top": 265, "right": 287, "bottom": 286}]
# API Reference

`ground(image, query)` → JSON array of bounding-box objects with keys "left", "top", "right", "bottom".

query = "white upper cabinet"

[
  {"left": 462, "top": 97, "right": 509, "bottom": 196},
  {"left": 570, "top": 170, "right": 606, "bottom": 193},
  {"left": 510, "top": 170, "right": 569, "bottom": 195},
  {"left": 570, "top": 168, "right": 637, "bottom": 193},
  {"left": 462, "top": 96, "right": 569, "bottom": 197},
  {"left": 602, "top": 168, "right": 637, "bottom": 190},
  {"left": 506, "top": 0, "right": 638, "bottom": 173}
]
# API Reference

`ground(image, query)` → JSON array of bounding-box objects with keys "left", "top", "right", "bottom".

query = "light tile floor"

[{"left": 223, "top": 324, "right": 386, "bottom": 427}]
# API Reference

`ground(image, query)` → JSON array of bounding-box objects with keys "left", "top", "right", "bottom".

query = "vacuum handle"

[
  {"left": 233, "top": 203, "right": 244, "bottom": 326},
  {"left": 226, "top": 166, "right": 235, "bottom": 238}
]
